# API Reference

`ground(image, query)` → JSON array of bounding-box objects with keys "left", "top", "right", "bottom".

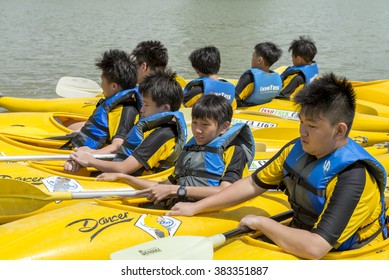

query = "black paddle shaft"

[{"left": 223, "top": 209, "right": 294, "bottom": 239}]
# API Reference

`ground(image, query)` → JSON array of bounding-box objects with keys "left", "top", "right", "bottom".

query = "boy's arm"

[
  {"left": 96, "top": 172, "right": 170, "bottom": 189},
  {"left": 69, "top": 150, "right": 143, "bottom": 174},
  {"left": 92, "top": 138, "right": 124, "bottom": 154},
  {"left": 167, "top": 175, "right": 266, "bottom": 216}
]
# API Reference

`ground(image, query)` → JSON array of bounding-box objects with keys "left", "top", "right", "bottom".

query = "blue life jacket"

[
  {"left": 281, "top": 63, "right": 319, "bottom": 85},
  {"left": 184, "top": 77, "right": 235, "bottom": 105},
  {"left": 71, "top": 88, "right": 141, "bottom": 149},
  {"left": 174, "top": 123, "right": 255, "bottom": 186},
  {"left": 240, "top": 68, "right": 282, "bottom": 106},
  {"left": 283, "top": 138, "right": 387, "bottom": 250},
  {"left": 114, "top": 111, "right": 187, "bottom": 172}
]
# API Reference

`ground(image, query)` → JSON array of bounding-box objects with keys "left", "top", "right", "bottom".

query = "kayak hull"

[{"left": 0, "top": 192, "right": 290, "bottom": 260}]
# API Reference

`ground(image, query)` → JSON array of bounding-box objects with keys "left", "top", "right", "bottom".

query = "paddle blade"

[
  {"left": 110, "top": 234, "right": 225, "bottom": 260},
  {"left": 0, "top": 179, "right": 58, "bottom": 215},
  {"left": 56, "top": 77, "right": 102, "bottom": 98}
]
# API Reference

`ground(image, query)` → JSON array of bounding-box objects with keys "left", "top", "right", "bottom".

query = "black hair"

[
  {"left": 131, "top": 40, "right": 168, "bottom": 70},
  {"left": 294, "top": 72, "right": 356, "bottom": 134},
  {"left": 289, "top": 35, "right": 317, "bottom": 63},
  {"left": 189, "top": 46, "right": 221, "bottom": 75},
  {"left": 192, "top": 94, "right": 232, "bottom": 126},
  {"left": 95, "top": 49, "right": 137, "bottom": 89},
  {"left": 254, "top": 42, "right": 283, "bottom": 66},
  {"left": 139, "top": 68, "right": 183, "bottom": 111}
]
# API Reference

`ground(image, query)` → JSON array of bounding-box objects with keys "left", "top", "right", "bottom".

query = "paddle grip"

[
  {"left": 223, "top": 226, "right": 252, "bottom": 239},
  {"left": 223, "top": 209, "right": 294, "bottom": 239}
]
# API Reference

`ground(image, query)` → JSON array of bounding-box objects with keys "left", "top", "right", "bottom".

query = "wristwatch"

[{"left": 177, "top": 185, "right": 187, "bottom": 200}]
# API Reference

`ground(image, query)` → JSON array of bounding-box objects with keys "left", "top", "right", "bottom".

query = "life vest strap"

[
  {"left": 184, "top": 145, "right": 219, "bottom": 154},
  {"left": 176, "top": 169, "right": 221, "bottom": 181}
]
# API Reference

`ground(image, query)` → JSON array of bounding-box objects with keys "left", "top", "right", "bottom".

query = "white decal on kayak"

[
  {"left": 135, "top": 214, "right": 181, "bottom": 239},
  {"left": 42, "top": 176, "right": 84, "bottom": 192},
  {"left": 231, "top": 118, "right": 278, "bottom": 129},
  {"left": 259, "top": 108, "right": 299, "bottom": 120}
]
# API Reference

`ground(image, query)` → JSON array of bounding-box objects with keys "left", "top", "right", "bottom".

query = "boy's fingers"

[{"left": 136, "top": 188, "right": 151, "bottom": 195}]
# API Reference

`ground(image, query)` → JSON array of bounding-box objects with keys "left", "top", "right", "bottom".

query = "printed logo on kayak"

[
  {"left": 0, "top": 174, "right": 43, "bottom": 185},
  {"left": 259, "top": 108, "right": 299, "bottom": 120},
  {"left": 231, "top": 118, "right": 277, "bottom": 129},
  {"left": 42, "top": 176, "right": 83, "bottom": 192},
  {"left": 66, "top": 212, "right": 133, "bottom": 242},
  {"left": 135, "top": 214, "right": 181, "bottom": 239}
]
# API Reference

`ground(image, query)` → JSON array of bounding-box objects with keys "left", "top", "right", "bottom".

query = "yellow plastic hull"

[
  {"left": 0, "top": 192, "right": 291, "bottom": 260},
  {"left": 0, "top": 112, "right": 88, "bottom": 148},
  {"left": 0, "top": 96, "right": 100, "bottom": 115},
  {"left": 2, "top": 79, "right": 389, "bottom": 117},
  {"left": 237, "top": 99, "right": 389, "bottom": 133}
]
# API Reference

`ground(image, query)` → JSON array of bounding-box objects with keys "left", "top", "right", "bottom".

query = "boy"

[
  {"left": 64, "top": 42, "right": 170, "bottom": 170},
  {"left": 183, "top": 46, "right": 237, "bottom": 109},
  {"left": 235, "top": 42, "right": 283, "bottom": 107},
  {"left": 168, "top": 73, "right": 388, "bottom": 259},
  {"left": 65, "top": 68, "right": 187, "bottom": 176},
  {"left": 276, "top": 35, "right": 318, "bottom": 100},
  {"left": 96, "top": 94, "right": 255, "bottom": 207},
  {"left": 130, "top": 40, "right": 169, "bottom": 84},
  {"left": 67, "top": 49, "right": 140, "bottom": 154}
]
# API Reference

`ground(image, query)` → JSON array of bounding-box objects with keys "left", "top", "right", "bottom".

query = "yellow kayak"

[
  {"left": 0, "top": 110, "right": 188, "bottom": 149},
  {"left": 0, "top": 95, "right": 100, "bottom": 115},
  {"left": 353, "top": 80, "right": 389, "bottom": 107},
  {"left": 2, "top": 79, "right": 389, "bottom": 117},
  {"left": 0, "top": 112, "right": 88, "bottom": 148},
  {"left": 1, "top": 185, "right": 388, "bottom": 260},
  {"left": 251, "top": 127, "right": 389, "bottom": 149},
  {"left": 1, "top": 107, "right": 387, "bottom": 154},
  {"left": 0, "top": 189, "right": 290, "bottom": 259},
  {"left": 237, "top": 99, "right": 389, "bottom": 133}
]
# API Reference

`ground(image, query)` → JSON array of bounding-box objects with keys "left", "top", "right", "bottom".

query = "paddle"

[
  {"left": 56, "top": 76, "right": 102, "bottom": 98},
  {"left": 56, "top": 75, "right": 187, "bottom": 98},
  {"left": 0, "top": 153, "right": 115, "bottom": 162},
  {"left": 0, "top": 178, "right": 146, "bottom": 216},
  {"left": 110, "top": 209, "right": 294, "bottom": 260}
]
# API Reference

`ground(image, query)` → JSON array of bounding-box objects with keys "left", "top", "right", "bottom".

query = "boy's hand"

[
  {"left": 63, "top": 160, "right": 81, "bottom": 173},
  {"left": 136, "top": 184, "right": 177, "bottom": 204},
  {"left": 239, "top": 214, "right": 263, "bottom": 231},
  {"left": 166, "top": 202, "right": 197, "bottom": 217},
  {"left": 69, "top": 150, "right": 94, "bottom": 167}
]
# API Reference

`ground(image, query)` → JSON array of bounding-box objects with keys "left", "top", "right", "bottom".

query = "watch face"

[{"left": 178, "top": 186, "right": 186, "bottom": 197}]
